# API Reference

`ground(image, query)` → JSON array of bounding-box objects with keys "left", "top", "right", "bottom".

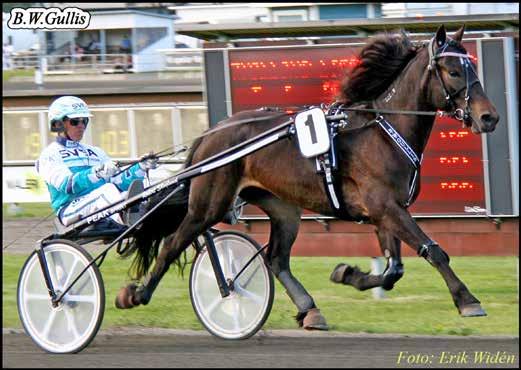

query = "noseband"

[{"left": 427, "top": 38, "right": 480, "bottom": 124}]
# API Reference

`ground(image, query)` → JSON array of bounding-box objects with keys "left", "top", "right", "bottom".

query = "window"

[
  {"left": 89, "top": 110, "right": 130, "bottom": 158},
  {"left": 134, "top": 109, "right": 174, "bottom": 156},
  {"left": 319, "top": 4, "right": 368, "bottom": 20},
  {"left": 272, "top": 9, "right": 308, "bottom": 22},
  {"left": 2, "top": 105, "right": 208, "bottom": 162},
  {"left": 178, "top": 108, "right": 209, "bottom": 159},
  {"left": 3, "top": 112, "right": 42, "bottom": 161},
  {"left": 135, "top": 28, "right": 168, "bottom": 53}
]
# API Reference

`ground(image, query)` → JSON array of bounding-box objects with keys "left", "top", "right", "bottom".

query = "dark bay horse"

[{"left": 116, "top": 25, "right": 499, "bottom": 329}]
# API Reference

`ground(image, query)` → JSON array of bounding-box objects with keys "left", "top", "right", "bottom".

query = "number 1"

[{"left": 304, "top": 114, "right": 318, "bottom": 144}]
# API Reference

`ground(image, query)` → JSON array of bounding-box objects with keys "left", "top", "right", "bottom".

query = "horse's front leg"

[
  {"left": 242, "top": 188, "right": 328, "bottom": 330},
  {"left": 330, "top": 229, "right": 404, "bottom": 291},
  {"left": 377, "top": 202, "right": 486, "bottom": 317}
]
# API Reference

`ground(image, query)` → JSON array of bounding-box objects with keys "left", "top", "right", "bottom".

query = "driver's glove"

[
  {"left": 138, "top": 152, "right": 159, "bottom": 171},
  {"left": 92, "top": 161, "right": 118, "bottom": 181}
]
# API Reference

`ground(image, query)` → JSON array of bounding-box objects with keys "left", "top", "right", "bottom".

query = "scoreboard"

[{"left": 204, "top": 37, "right": 518, "bottom": 217}]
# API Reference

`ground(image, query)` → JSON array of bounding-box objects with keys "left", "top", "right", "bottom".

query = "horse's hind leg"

[
  {"left": 241, "top": 188, "right": 328, "bottom": 330},
  {"left": 376, "top": 230, "right": 404, "bottom": 290},
  {"left": 116, "top": 174, "right": 239, "bottom": 309},
  {"left": 378, "top": 203, "right": 486, "bottom": 317},
  {"left": 330, "top": 229, "right": 404, "bottom": 291}
]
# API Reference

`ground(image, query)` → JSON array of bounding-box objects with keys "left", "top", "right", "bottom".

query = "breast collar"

[{"left": 315, "top": 107, "right": 422, "bottom": 217}]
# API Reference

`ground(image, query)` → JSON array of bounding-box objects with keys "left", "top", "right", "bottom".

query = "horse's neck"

[{"left": 373, "top": 50, "right": 435, "bottom": 156}]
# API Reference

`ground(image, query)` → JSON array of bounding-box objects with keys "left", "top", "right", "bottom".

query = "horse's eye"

[{"left": 449, "top": 71, "right": 460, "bottom": 78}]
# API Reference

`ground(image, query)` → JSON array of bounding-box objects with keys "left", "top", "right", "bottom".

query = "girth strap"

[{"left": 315, "top": 131, "right": 353, "bottom": 220}]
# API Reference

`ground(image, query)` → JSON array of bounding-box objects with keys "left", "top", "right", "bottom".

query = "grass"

[
  {"left": 3, "top": 253, "right": 518, "bottom": 335},
  {"left": 2, "top": 68, "right": 35, "bottom": 82},
  {"left": 3, "top": 203, "right": 54, "bottom": 219}
]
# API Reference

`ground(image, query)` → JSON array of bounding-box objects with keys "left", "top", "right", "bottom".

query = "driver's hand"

[
  {"left": 93, "top": 161, "right": 118, "bottom": 181},
  {"left": 138, "top": 152, "right": 159, "bottom": 171}
]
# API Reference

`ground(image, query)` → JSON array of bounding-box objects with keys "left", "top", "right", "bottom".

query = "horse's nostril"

[{"left": 481, "top": 113, "right": 498, "bottom": 126}]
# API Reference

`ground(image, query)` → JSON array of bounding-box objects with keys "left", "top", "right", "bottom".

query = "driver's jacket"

[{"left": 36, "top": 136, "right": 146, "bottom": 212}]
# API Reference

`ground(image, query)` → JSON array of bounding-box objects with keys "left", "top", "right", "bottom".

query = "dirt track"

[{"left": 2, "top": 328, "right": 518, "bottom": 368}]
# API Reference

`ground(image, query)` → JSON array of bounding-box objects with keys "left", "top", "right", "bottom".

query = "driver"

[{"left": 36, "top": 96, "right": 158, "bottom": 229}]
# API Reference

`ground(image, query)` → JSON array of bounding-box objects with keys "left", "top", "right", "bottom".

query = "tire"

[
  {"left": 17, "top": 239, "right": 105, "bottom": 354},
  {"left": 189, "top": 231, "right": 274, "bottom": 340}
]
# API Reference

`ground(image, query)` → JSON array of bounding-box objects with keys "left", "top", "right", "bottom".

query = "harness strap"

[
  {"left": 316, "top": 143, "right": 353, "bottom": 220},
  {"left": 376, "top": 116, "right": 420, "bottom": 168},
  {"left": 375, "top": 116, "right": 422, "bottom": 206}
]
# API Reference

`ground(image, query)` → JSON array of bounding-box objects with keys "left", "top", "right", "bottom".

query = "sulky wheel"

[
  {"left": 189, "top": 231, "right": 274, "bottom": 340},
  {"left": 17, "top": 239, "right": 105, "bottom": 354}
]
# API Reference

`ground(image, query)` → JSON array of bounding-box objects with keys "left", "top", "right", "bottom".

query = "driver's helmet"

[{"left": 48, "top": 96, "right": 92, "bottom": 132}]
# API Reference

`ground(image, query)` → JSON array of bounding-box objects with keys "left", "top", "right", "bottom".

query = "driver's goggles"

[{"left": 67, "top": 117, "right": 90, "bottom": 126}]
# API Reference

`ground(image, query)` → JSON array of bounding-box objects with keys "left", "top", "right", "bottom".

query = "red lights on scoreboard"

[
  {"left": 230, "top": 58, "right": 360, "bottom": 70},
  {"left": 228, "top": 41, "right": 485, "bottom": 215},
  {"left": 322, "top": 81, "right": 339, "bottom": 94},
  {"left": 440, "top": 131, "right": 469, "bottom": 139},
  {"left": 439, "top": 156, "right": 470, "bottom": 165},
  {"left": 440, "top": 182, "right": 475, "bottom": 190}
]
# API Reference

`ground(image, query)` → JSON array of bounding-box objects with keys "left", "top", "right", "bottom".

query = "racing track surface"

[{"left": 3, "top": 328, "right": 518, "bottom": 368}]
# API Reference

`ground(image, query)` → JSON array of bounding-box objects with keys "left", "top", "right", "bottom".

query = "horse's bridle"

[{"left": 427, "top": 37, "right": 481, "bottom": 124}]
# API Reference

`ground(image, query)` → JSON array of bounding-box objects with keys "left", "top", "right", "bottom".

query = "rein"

[{"left": 113, "top": 111, "right": 290, "bottom": 176}]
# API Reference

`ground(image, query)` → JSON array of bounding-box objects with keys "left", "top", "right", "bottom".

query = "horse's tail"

[{"left": 122, "top": 138, "right": 205, "bottom": 280}]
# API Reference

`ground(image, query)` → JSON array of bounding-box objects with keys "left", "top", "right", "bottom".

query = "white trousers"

[{"left": 60, "top": 183, "right": 126, "bottom": 226}]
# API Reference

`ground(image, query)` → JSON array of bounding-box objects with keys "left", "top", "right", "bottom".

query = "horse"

[{"left": 115, "top": 24, "right": 499, "bottom": 329}]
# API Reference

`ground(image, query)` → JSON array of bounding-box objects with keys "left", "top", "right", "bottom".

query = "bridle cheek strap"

[{"left": 427, "top": 38, "right": 479, "bottom": 124}]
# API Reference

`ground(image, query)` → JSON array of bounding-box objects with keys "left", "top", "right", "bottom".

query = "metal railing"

[
  {"left": 8, "top": 53, "right": 133, "bottom": 73},
  {"left": 6, "top": 49, "right": 203, "bottom": 74},
  {"left": 43, "top": 53, "right": 133, "bottom": 73}
]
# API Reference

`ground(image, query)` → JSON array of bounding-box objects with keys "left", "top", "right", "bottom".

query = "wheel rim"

[
  {"left": 191, "top": 234, "right": 272, "bottom": 339},
  {"left": 17, "top": 243, "right": 102, "bottom": 353}
]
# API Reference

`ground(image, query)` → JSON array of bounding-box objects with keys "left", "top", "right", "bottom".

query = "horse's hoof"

[
  {"left": 115, "top": 284, "right": 138, "bottom": 309},
  {"left": 330, "top": 263, "right": 349, "bottom": 284},
  {"left": 303, "top": 308, "right": 329, "bottom": 331},
  {"left": 460, "top": 303, "right": 487, "bottom": 317}
]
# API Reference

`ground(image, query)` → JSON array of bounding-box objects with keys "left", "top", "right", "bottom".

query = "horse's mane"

[{"left": 338, "top": 31, "right": 419, "bottom": 106}]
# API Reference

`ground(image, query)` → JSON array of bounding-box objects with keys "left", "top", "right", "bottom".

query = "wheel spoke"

[
  {"left": 239, "top": 264, "right": 261, "bottom": 289},
  {"left": 61, "top": 258, "right": 80, "bottom": 291},
  {"left": 41, "top": 309, "right": 58, "bottom": 339},
  {"left": 65, "top": 294, "right": 97, "bottom": 303},
  {"left": 228, "top": 247, "right": 236, "bottom": 275},
  {"left": 203, "top": 296, "right": 222, "bottom": 317},
  {"left": 50, "top": 252, "right": 66, "bottom": 289},
  {"left": 64, "top": 309, "right": 81, "bottom": 340},
  {"left": 232, "top": 298, "right": 241, "bottom": 330},
  {"left": 234, "top": 284, "right": 265, "bottom": 305},
  {"left": 200, "top": 267, "right": 215, "bottom": 280},
  {"left": 25, "top": 293, "right": 53, "bottom": 301}
]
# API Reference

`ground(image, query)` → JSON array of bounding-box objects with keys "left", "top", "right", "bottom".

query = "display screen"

[{"left": 228, "top": 42, "right": 486, "bottom": 216}]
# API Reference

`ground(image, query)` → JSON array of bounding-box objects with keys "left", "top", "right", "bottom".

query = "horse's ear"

[
  {"left": 452, "top": 25, "right": 465, "bottom": 43},
  {"left": 435, "top": 25, "right": 447, "bottom": 47}
]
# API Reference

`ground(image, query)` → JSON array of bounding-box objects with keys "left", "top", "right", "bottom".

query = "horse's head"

[{"left": 427, "top": 25, "right": 499, "bottom": 133}]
